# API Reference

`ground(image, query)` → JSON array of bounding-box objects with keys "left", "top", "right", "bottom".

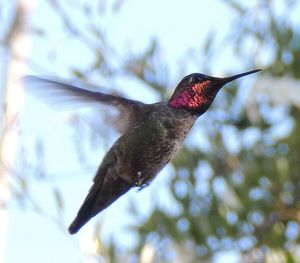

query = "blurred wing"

[{"left": 23, "top": 76, "right": 145, "bottom": 133}]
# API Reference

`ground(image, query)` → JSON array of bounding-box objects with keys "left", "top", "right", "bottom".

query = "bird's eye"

[{"left": 189, "top": 75, "right": 199, "bottom": 83}]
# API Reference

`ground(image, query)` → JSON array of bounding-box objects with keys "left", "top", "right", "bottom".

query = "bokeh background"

[{"left": 1, "top": 0, "right": 300, "bottom": 262}]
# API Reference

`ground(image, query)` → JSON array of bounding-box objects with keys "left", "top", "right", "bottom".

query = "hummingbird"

[{"left": 25, "top": 69, "right": 260, "bottom": 234}]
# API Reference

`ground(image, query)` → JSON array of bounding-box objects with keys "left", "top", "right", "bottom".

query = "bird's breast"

[{"left": 117, "top": 107, "right": 196, "bottom": 185}]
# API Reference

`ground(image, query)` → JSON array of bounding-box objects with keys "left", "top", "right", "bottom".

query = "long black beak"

[{"left": 216, "top": 69, "right": 261, "bottom": 85}]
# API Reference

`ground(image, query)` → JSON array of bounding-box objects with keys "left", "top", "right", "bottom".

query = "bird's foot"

[
  {"left": 136, "top": 182, "right": 149, "bottom": 191},
  {"left": 134, "top": 171, "right": 149, "bottom": 191}
]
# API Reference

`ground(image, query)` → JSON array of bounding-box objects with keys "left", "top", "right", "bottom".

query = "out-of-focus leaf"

[{"left": 53, "top": 188, "right": 64, "bottom": 212}]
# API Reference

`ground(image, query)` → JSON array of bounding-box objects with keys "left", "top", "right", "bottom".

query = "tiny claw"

[{"left": 134, "top": 171, "right": 149, "bottom": 191}]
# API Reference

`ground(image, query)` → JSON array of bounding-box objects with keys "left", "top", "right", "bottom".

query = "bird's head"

[{"left": 168, "top": 69, "right": 261, "bottom": 115}]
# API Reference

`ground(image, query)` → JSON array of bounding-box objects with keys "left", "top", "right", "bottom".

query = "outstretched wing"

[{"left": 23, "top": 76, "right": 145, "bottom": 133}]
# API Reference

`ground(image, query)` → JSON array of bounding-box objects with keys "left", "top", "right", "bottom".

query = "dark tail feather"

[
  {"left": 68, "top": 185, "right": 100, "bottom": 234},
  {"left": 68, "top": 217, "right": 87, "bottom": 235},
  {"left": 68, "top": 176, "right": 132, "bottom": 234}
]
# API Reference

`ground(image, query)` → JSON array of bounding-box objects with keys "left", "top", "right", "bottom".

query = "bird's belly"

[
  {"left": 111, "top": 110, "right": 195, "bottom": 187},
  {"left": 125, "top": 130, "right": 186, "bottom": 186}
]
